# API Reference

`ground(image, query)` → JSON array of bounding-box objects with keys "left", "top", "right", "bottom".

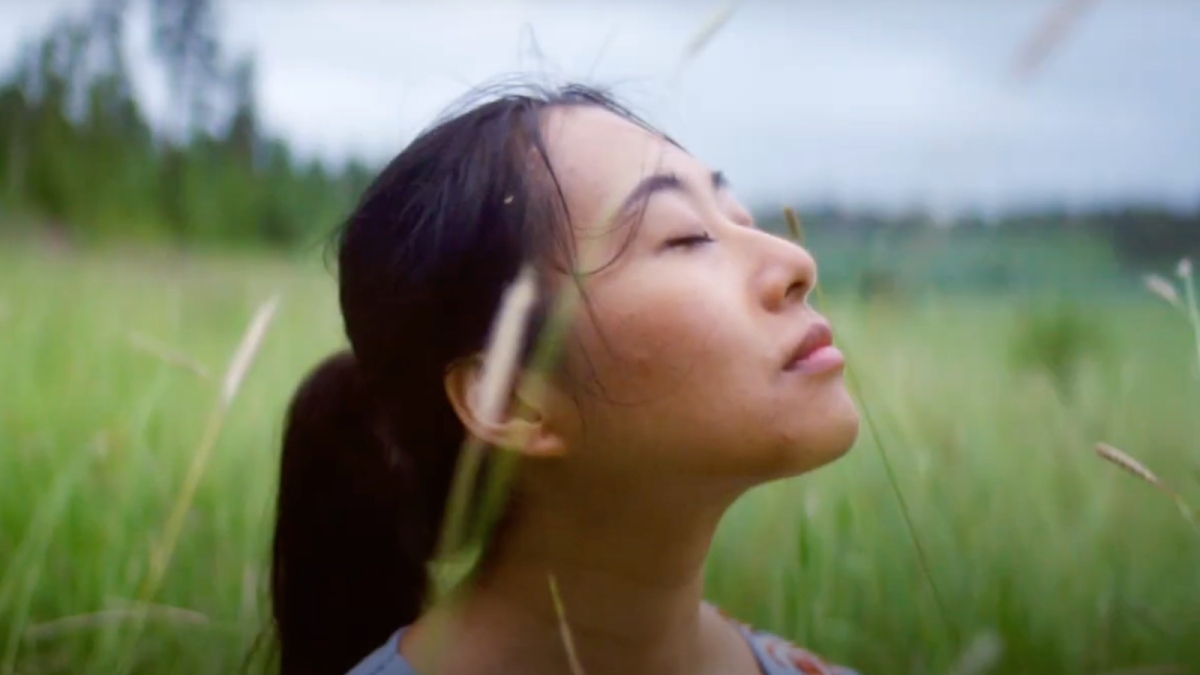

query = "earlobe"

[
  {"left": 506, "top": 418, "right": 568, "bottom": 458},
  {"left": 528, "top": 433, "right": 568, "bottom": 458}
]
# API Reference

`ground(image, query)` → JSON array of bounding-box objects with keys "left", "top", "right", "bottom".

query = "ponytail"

[{"left": 269, "top": 351, "right": 442, "bottom": 675}]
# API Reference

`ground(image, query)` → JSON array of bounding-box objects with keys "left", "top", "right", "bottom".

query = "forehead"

[{"left": 540, "top": 105, "right": 700, "bottom": 234}]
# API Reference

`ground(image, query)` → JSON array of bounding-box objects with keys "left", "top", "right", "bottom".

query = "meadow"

[{"left": 1, "top": 238, "right": 1199, "bottom": 675}]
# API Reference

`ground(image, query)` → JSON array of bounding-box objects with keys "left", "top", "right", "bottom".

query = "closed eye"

[{"left": 662, "top": 232, "right": 715, "bottom": 250}]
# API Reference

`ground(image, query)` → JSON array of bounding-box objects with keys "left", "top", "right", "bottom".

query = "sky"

[{"left": 0, "top": 0, "right": 1197, "bottom": 214}]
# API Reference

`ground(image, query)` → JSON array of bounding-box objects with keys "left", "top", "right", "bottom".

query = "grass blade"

[
  {"left": 548, "top": 574, "right": 586, "bottom": 675},
  {"left": 432, "top": 266, "right": 539, "bottom": 597},
  {"left": 23, "top": 604, "right": 210, "bottom": 643},
  {"left": 783, "top": 206, "right": 956, "bottom": 643},
  {"left": 1175, "top": 258, "right": 1200, "bottom": 377},
  {"left": 112, "top": 294, "right": 280, "bottom": 674},
  {"left": 126, "top": 330, "right": 213, "bottom": 382},
  {"left": 0, "top": 435, "right": 103, "bottom": 675}
]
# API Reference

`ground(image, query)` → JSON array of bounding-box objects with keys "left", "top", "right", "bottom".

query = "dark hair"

[{"left": 267, "top": 81, "right": 657, "bottom": 675}]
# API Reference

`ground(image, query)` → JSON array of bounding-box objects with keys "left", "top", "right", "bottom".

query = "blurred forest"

[
  {"left": 1, "top": 0, "right": 1198, "bottom": 274},
  {"left": 0, "top": 0, "right": 373, "bottom": 248}
]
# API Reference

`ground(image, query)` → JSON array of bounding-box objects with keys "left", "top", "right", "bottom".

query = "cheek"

[
  {"left": 557, "top": 265, "right": 860, "bottom": 478},
  {"left": 560, "top": 273, "right": 764, "bottom": 468},
  {"left": 569, "top": 271, "right": 742, "bottom": 405}
]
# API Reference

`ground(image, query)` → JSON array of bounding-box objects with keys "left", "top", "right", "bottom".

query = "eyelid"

[
  {"left": 733, "top": 212, "right": 758, "bottom": 229},
  {"left": 715, "top": 203, "right": 752, "bottom": 230},
  {"left": 710, "top": 178, "right": 751, "bottom": 222},
  {"left": 661, "top": 231, "right": 715, "bottom": 250}
]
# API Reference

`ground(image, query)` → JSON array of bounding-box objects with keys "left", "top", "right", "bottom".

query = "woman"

[{"left": 269, "top": 81, "right": 861, "bottom": 675}]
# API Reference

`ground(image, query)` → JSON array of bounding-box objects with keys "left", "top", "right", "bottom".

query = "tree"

[
  {"left": 0, "top": 0, "right": 369, "bottom": 246},
  {"left": 223, "top": 56, "right": 259, "bottom": 166},
  {"left": 150, "top": 0, "right": 222, "bottom": 143}
]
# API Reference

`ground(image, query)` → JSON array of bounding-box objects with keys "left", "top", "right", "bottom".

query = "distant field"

[{"left": 1, "top": 242, "right": 1199, "bottom": 675}]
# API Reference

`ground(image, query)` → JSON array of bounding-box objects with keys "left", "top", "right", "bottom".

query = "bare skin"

[{"left": 402, "top": 105, "right": 861, "bottom": 675}]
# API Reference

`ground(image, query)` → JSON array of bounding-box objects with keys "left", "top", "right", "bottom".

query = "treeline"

[
  {"left": 0, "top": 0, "right": 1197, "bottom": 265},
  {"left": 759, "top": 202, "right": 1200, "bottom": 271},
  {"left": 0, "top": 0, "right": 373, "bottom": 248}
]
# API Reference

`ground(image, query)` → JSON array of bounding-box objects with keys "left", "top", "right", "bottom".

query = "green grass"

[{"left": 1, "top": 242, "right": 1199, "bottom": 674}]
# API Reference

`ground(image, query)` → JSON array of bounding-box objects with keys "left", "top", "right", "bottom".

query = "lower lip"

[{"left": 786, "top": 345, "right": 845, "bottom": 375}]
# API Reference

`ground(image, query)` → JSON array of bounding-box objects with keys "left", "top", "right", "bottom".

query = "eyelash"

[{"left": 664, "top": 232, "right": 715, "bottom": 250}]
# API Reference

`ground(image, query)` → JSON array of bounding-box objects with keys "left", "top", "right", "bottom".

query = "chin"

[
  {"left": 772, "top": 391, "right": 861, "bottom": 477},
  {"left": 813, "top": 407, "right": 861, "bottom": 466}
]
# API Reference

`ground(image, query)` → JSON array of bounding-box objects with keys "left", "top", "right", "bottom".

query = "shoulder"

[
  {"left": 346, "top": 615, "right": 861, "bottom": 675},
  {"left": 743, "top": 627, "right": 861, "bottom": 675},
  {"left": 715, "top": 608, "right": 861, "bottom": 675},
  {"left": 344, "top": 630, "right": 418, "bottom": 675}
]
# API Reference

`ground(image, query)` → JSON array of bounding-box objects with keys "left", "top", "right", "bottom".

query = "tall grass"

[{"left": 1, "top": 243, "right": 1199, "bottom": 674}]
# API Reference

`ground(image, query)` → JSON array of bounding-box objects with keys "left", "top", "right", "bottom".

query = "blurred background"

[{"left": 2, "top": 1, "right": 1199, "bottom": 674}]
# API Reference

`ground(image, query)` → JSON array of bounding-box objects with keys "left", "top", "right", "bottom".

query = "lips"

[{"left": 784, "top": 321, "right": 844, "bottom": 374}]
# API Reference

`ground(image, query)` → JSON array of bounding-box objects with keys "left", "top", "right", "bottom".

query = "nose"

[{"left": 754, "top": 230, "right": 817, "bottom": 313}]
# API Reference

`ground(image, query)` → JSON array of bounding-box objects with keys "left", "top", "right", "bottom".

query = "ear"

[{"left": 443, "top": 356, "right": 568, "bottom": 458}]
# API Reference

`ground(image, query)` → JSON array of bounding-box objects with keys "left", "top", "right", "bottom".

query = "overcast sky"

[{"left": 1, "top": 0, "right": 1197, "bottom": 214}]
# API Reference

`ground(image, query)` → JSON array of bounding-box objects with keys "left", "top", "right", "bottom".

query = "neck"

[{"left": 409, "top": 477, "right": 748, "bottom": 675}]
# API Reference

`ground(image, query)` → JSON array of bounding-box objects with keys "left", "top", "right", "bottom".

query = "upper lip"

[{"left": 784, "top": 320, "right": 834, "bottom": 369}]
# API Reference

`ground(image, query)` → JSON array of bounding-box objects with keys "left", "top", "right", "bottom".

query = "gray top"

[{"left": 346, "top": 619, "right": 860, "bottom": 675}]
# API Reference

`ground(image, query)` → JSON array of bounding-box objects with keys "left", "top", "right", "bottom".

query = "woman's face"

[{"left": 536, "top": 105, "right": 859, "bottom": 488}]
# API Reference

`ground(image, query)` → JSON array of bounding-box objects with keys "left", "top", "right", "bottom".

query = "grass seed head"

[
  {"left": 680, "top": 1, "right": 741, "bottom": 65},
  {"left": 1011, "top": 0, "right": 1098, "bottom": 83},
  {"left": 220, "top": 294, "right": 280, "bottom": 407},
  {"left": 1142, "top": 275, "right": 1181, "bottom": 309},
  {"left": 1176, "top": 257, "right": 1193, "bottom": 280},
  {"left": 783, "top": 206, "right": 804, "bottom": 244},
  {"left": 1095, "top": 442, "right": 1163, "bottom": 489},
  {"left": 1096, "top": 443, "right": 1200, "bottom": 537},
  {"left": 945, "top": 631, "right": 1004, "bottom": 675},
  {"left": 474, "top": 265, "right": 539, "bottom": 425}
]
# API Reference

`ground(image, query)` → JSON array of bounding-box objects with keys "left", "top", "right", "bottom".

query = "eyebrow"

[{"left": 612, "top": 169, "right": 728, "bottom": 226}]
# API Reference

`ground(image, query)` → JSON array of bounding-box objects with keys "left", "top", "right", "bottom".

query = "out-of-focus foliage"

[{"left": 0, "top": 0, "right": 373, "bottom": 248}]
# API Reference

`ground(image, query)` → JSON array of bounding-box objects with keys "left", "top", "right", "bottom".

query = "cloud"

[{"left": 0, "top": 0, "right": 1197, "bottom": 210}]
